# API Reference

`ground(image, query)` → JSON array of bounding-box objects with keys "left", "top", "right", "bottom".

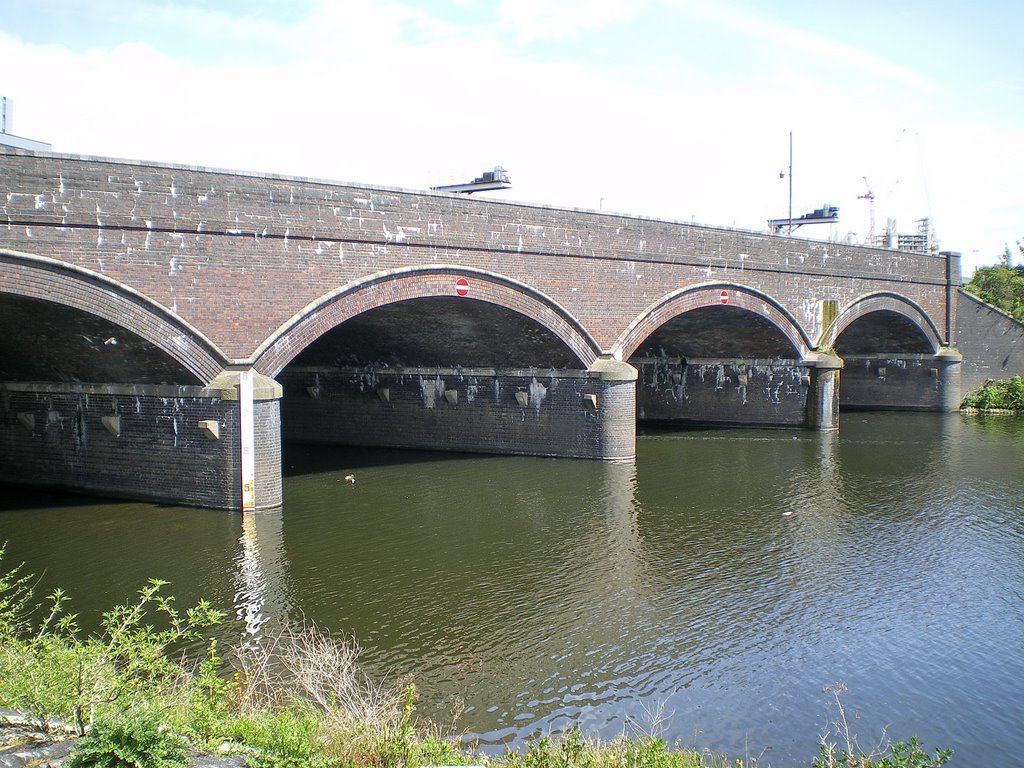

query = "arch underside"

[
  {"left": 0, "top": 252, "right": 227, "bottom": 384},
  {"left": 623, "top": 286, "right": 813, "bottom": 429},
  {"left": 835, "top": 311, "right": 936, "bottom": 354},
  {"left": 826, "top": 293, "right": 943, "bottom": 354},
  {"left": 274, "top": 270, "right": 629, "bottom": 463},
  {"left": 618, "top": 284, "right": 812, "bottom": 362},
  {"left": 256, "top": 268, "right": 601, "bottom": 376},
  {"left": 829, "top": 295, "right": 949, "bottom": 413},
  {"left": 630, "top": 305, "right": 801, "bottom": 360},
  {"left": 0, "top": 293, "right": 202, "bottom": 384},
  {"left": 289, "top": 296, "right": 584, "bottom": 370}
]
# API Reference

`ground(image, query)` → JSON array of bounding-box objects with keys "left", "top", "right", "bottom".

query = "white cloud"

[
  {"left": 0, "top": 0, "right": 1019, "bottom": 271},
  {"left": 667, "top": 0, "right": 929, "bottom": 89},
  {"left": 497, "top": 0, "right": 639, "bottom": 43}
]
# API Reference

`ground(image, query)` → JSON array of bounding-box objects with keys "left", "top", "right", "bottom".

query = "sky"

[{"left": 1, "top": 0, "right": 1022, "bottom": 275}]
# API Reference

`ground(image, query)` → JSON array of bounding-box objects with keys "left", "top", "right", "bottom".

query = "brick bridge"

[{"left": 2, "top": 147, "right": 1018, "bottom": 510}]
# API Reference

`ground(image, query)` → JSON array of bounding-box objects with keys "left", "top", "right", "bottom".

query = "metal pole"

[{"left": 788, "top": 131, "right": 793, "bottom": 234}]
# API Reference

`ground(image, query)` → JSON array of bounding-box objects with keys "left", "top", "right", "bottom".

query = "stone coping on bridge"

[
  {"left": 841, "top": 350, "right": 963, "bottom": 362},
  {"left": 1, "top": 371, "right": 283, "bottom": 402},
  {"left": 0, "top": 146, "right": 953, "bottom": 262},
  {"left": 631, "top": 354, "right": 844, "bottom": 369},
  {"left": 631, "top": 356, "right": 804, "bottom": 365},
  {"left": 286, "top": 364, "right": 637, "bottom": 380}
]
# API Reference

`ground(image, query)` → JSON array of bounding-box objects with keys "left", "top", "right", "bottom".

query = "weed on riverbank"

[
  {"left": 961, "top": 375, "right": 1024, "bottom": 411},
  {"left": 0, "top": 546, "right": 951, "bottom": 767}
]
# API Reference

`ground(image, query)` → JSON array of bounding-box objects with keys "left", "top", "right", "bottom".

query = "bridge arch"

[
  {"left": 253, "top": 266, "right": 602, "bottom": 377},
  {"left": 0, "top": 250, "right": 228, "bottom": 383},
  {"left": 821, "top": 292, "right": 944, "bottom": 354},
  {"left": 612, "top": 283, "right": 814, "bottom": 362}
]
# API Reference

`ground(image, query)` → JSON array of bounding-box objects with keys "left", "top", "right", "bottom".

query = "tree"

[{"left": 964, "top": 239, "right": 1024, "bottom": 321}]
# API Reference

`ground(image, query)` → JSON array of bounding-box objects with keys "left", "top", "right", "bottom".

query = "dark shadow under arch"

[
  {"left": 613, "top": 283, "right": 813, "bottom": 361},
  {"left": 253, "top": 266, "right": 602, "bottom": 377},
  {"left": 823, "top": 292, "right": 943, "bottom": 354},
  {"left": 0, "top": 250, "right": 228, "bottom": 383}
]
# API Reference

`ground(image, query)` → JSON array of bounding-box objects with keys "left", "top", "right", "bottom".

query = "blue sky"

[{"left": 2, "top": 0, "right": 1022, "bottom": 273}]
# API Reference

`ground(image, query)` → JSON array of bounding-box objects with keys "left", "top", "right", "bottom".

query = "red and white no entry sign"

[
  {"left": 719, "top": 290, "right": 729, "bottom": 305},
  {"left": 455, "top": 277, "right": 469, "bottom": 297}
]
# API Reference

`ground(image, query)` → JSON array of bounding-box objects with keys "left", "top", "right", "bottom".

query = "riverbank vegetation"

[
  {"left": 961, "top": 376, "right": 1024, "bottom": 412},
  {"left": 962, "top": 241, "right": 1024, "bottom": 321},
  {"left": 0, "top": 548, "right": 951, "bottom": 768}
]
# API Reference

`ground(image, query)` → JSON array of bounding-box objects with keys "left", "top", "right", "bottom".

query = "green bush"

[
  {"left": 624, "top": 737, "right": 705, "bottom": 768},
  {"left": 167, "top": 638, "right": 235, "bottom": 748},
  {"left": 0, "top": 578, "right": 222, "bottom": 735},
  {"left": 0, "top": 544, "right": 34, "bottom": 641},
  {"left": 961, "top": 376, "right": 1024, "bottom": 411},
  {"left": 67, "top": 709, "right": 189, "bottom": 768},
  {"left": 814, "top": 684, "right": 953, "bottom": 768},
  {"left": 964, "top": 262, "right": 1024, "bottom": 321}
]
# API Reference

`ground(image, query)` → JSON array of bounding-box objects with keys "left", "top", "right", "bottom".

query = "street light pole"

[{"left": 788, "top": 131, "right": 793, "bottom": 234}]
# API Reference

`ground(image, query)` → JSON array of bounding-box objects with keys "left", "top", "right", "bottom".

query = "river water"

[{"left": 2, "top": 413, "right": 1022, "bottom": 766}]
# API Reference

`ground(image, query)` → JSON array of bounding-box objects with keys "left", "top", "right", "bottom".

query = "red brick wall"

[{"left": 0, "top": 148, "right": 953, "bottom": 378}]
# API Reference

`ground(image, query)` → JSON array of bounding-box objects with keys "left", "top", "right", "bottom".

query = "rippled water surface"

[{"left": 2, "top": 413, "right": 1023, "bottom": 766}]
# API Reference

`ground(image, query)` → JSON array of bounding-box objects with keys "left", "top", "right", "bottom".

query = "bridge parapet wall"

[{"left": 0, "top": 148, "right": 952, "bottom": 361}]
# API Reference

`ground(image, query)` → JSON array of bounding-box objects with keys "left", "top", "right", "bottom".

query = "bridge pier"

[
  {"left": 280, "top": 359, "right": 636, "bottom": 461},
  {"left": 0, "top": 372, "right": 282, "bottom": 510},
  {"left": 837, "top": 349, "right": 962, "bottom": 412},
  {"left": 805, "top": 353, "right": 843, "bottom": 430}
]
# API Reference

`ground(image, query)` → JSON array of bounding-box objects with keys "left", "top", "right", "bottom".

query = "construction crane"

[{"left": 858, "top": 176, "right": 876, "bottom": 244}]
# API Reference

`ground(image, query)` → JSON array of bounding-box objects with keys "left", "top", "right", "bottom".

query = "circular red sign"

[
  {"left": 720, "top": 290, "right": 729, "bottom": 305},
  {"left": 455, "top": 277, "right": 469, "bottom": 297}
]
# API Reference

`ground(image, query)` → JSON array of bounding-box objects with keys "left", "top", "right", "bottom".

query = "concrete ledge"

[
  {"left": 287, "top": 365, "right": 595, "bottom": 379},
  {"left": 588, "top": 359, "right": 638, "bottom": 382},
  {"left": 206, "top": 371, "right": 283, "bottom": 401},
  {"left": 1, "top": 381, "right": 220, "bottom": 398},
  {"left": 1, "top": 373, "right": 285, "bottom": 402},
  {"left": 804, "top": 352, "right": 845, "bottom": 370}
]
